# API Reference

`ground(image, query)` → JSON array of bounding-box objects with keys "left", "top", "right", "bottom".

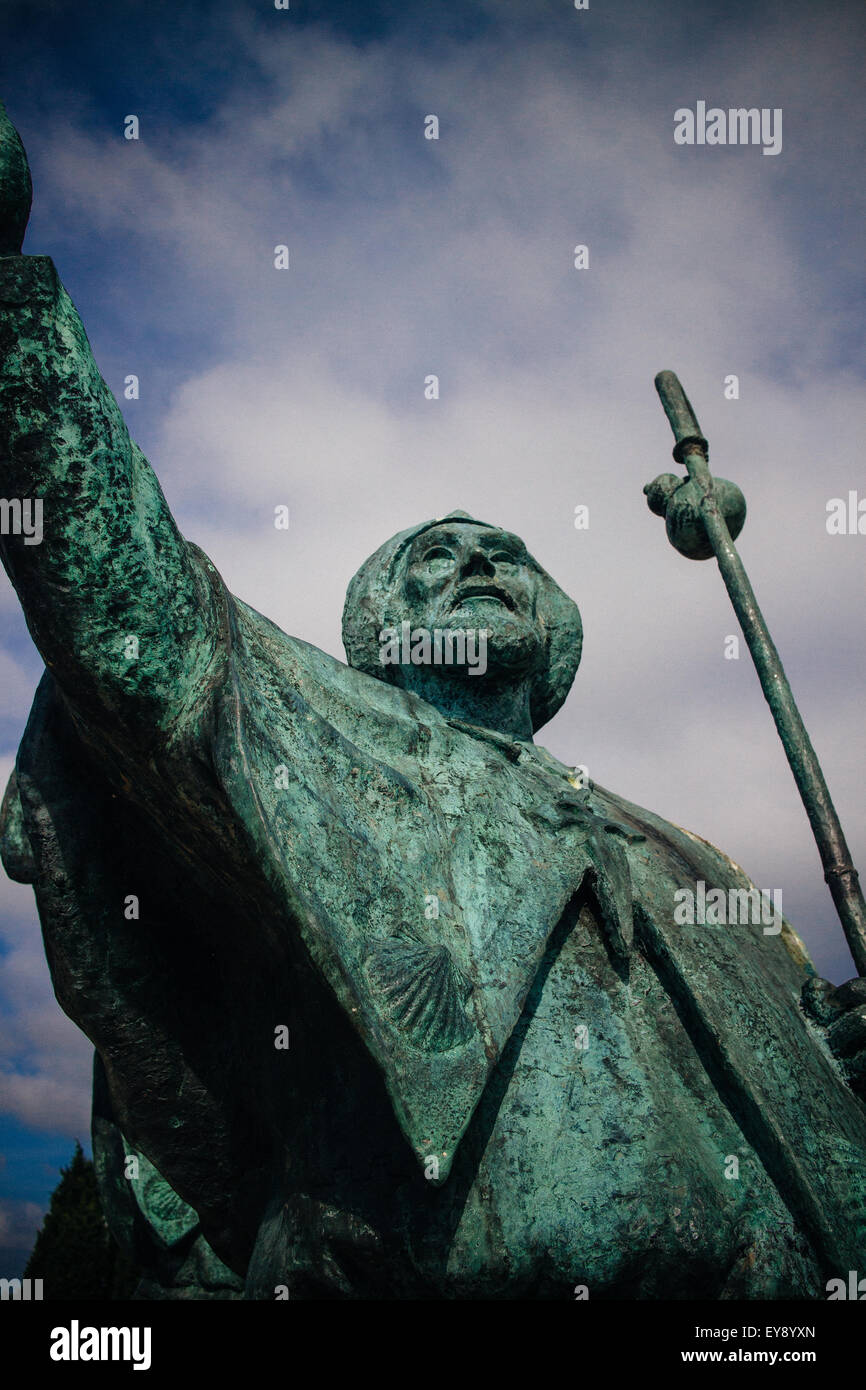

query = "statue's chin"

[
  {"left": 386, "top": 604, "right": 545, "bottom": 686},
  {"left": 437, "top": 625, "right": 544, "bottom": 684}
]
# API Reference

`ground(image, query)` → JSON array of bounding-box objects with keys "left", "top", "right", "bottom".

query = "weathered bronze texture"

[{"left": 3, "top": 100, "right": 866, "bottom": 1299}]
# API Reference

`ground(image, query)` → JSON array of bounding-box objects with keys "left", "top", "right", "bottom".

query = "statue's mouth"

[{"left": 450, "top": 584, "right": 516, "bottom": 612}]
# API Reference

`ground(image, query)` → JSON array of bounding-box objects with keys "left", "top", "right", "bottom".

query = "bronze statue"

[{"left": 2, "top": 100, "right": 865, "bottom": 1300}]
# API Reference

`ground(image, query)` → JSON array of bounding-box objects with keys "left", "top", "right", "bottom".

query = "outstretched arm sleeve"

[{"left": 0, "top": 254, "right": 219, "bottom": 742}]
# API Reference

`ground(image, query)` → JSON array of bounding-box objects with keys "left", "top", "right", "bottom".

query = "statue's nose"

[{"left": 459, "top": 550, "right": 495, "bottom": 579}]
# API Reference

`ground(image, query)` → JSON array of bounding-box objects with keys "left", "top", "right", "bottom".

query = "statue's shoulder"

[
  {"left": 223, "top": 588, "right": 449, "bottom": 749},
  {"left": 589, "top": 781, "right": 814, "bottom": 976},
  {"left": 592, "top": 781, "right": 749, "bottom": 871}
]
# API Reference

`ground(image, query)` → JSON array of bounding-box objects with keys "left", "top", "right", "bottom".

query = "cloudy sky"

[{"left": 1, "top": 0, "right": 865, "bottom": 1272}]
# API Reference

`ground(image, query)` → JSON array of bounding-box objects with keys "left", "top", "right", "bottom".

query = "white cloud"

[
  {"left": 0, "top": 648, "right": 41, "bottom": 733},
  {"left": 0, "top": 1066, "right": 91, "bottom": 1138},
  {"left": 0, "top": 1198, "right": 45, "bottom": 1251}
]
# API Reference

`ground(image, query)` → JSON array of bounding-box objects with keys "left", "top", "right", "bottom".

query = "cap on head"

[{"left": 341, "top": 510, "right": 582, "bottom": 733}]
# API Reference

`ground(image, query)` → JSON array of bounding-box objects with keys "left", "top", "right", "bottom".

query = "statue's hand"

[
  {"left": 802, "top": 975, "right": 866, "bottom": 1101},
  {"left": 0, "top": 99, "right": 32, "bottom": 255}
]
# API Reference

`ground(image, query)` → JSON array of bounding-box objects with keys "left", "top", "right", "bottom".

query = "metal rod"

[{"left": 654, "top": 371, "right": 866, "bottom": 976}]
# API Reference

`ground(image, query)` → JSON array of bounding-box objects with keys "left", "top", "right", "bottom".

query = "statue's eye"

[
  {"left": 422, "top": 547, "right": 454, "bottom": 573},
  {"left": 491, "top": 551, "right": 520, "bottom": 567}
]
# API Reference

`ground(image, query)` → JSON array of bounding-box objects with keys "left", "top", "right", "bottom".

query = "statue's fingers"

[
  {"left": 801, "top": 975, "right": 841, "bottom": 1026},
  {"left": 831, "top": 976, "right": 866, "bottom": 1010},
  {"left": 826, "top": 1004, "right": 866, "bottom": 1060}
]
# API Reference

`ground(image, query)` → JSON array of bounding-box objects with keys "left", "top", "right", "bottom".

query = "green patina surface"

[{"left": 2, "top": 100, "right": 866, "bottom": 1299}]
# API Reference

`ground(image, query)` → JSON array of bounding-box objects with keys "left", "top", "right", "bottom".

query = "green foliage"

[{"left": 23, "top": 1141, "right": 138, "bottom": 1300}]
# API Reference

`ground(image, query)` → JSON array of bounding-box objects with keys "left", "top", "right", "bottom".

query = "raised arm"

[{"left": 0, "top": 100, "right": 219, "bottom": 743}]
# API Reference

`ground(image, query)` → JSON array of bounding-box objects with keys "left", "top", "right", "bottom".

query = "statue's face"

[{"left": 399, "top": 523, "right": 546, "bottom": 681}]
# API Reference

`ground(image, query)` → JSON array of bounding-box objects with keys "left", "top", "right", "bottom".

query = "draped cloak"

[
  {"left": 2, "top": 255, "right": 866, "bottom": 1298},
  {"left": 4, "top": 556, "right": 866, "bottom": 1297}
]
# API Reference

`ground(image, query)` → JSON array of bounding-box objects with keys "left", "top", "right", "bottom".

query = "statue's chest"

[
  {"left": 422, "top": 903, "right": 811, "bottom": 1297},
  {"left": 413, "top": 735, "right": 644, "bottom": 1031},
  {"left": 429, "top": 757, "right": 594, "bottom": 982},
  {"left": 236, "top": 691, "right": 603, "bottom": 1046}
]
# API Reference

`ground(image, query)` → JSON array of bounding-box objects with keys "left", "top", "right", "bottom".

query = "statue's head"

[{"left": 342, "top": 511, "right": 582, "bottom": 733}]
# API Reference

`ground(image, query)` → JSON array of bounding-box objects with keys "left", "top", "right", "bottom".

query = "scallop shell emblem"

[
  {"left": 123, "top": 1145, "right": 199, "bottom": 1246},
  {"left": 366, "top": 929, "right": 474, "bottom": 1052}
]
